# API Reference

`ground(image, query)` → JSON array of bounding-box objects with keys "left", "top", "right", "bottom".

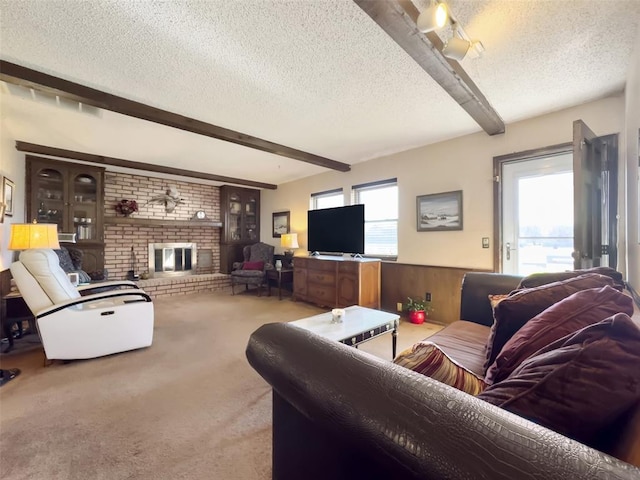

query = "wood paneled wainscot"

[{"left": 293, "top": 256, "right": 381, "bottom": 309}]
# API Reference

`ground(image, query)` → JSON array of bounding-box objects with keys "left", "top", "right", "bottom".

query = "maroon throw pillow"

[
  {"left": 483, "top": 273, "right": 614, "bottom": 374},
  {"left": 477, "top": 313, "right": 640, "bottom": 447},
  {"left": 485, "top": 285, "right": 634, "bottom": 385},
  {"left": 243, "top": 261, "right": 264, "bottom": 271}
]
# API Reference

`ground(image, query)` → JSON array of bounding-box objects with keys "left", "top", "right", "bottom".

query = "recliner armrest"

[
  {"left": 77, "top": 280, "right": 138, "bottom": 293},
  {"left": 35, "top": 289, "right": 152, "bottom": 317}
]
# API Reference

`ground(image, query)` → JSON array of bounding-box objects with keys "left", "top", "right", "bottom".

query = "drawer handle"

[{"left": 101, "top": 311, "right": 115, "bottom": 316}]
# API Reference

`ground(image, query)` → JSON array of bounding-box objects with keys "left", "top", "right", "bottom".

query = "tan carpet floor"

[{"left": 0, "top": 289, "right": 441, "bottom": 480}]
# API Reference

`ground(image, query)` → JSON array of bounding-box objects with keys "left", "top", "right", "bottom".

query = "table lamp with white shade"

[{"left": 280, "top": 233, "right": 299, "bottom": 268}]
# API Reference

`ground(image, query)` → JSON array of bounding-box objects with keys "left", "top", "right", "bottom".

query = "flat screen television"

[{"left": 307, "top": 204, "right": 365, "bottom": 255}]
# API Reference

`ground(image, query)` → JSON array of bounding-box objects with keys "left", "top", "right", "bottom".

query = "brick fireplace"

[
  {"left": 148, "top": 242, "right": 197, "bottom": 278},
  {"left": 103, "top": 172, "right": 231, "bottom": 298}
]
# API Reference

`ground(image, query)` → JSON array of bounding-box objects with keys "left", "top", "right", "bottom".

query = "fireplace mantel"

[{"left": 105, "top": 217, "right": 222, "bottom": 228}]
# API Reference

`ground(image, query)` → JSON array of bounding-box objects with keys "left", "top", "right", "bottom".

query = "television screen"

[{"left": 307, "top": 205, "right": 365, "bottom": 254}]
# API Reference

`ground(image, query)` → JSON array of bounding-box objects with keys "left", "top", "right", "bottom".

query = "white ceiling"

[{"left": 1, "top": 0, "right": 639, "bottom": 187}]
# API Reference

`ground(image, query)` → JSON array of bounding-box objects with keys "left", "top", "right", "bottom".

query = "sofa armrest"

[
  {"left": 460, "top": 272, "right": 523, "bottom": 326},
  {"left": 247, "top": 323, "right": 638, "bottom": 480}
]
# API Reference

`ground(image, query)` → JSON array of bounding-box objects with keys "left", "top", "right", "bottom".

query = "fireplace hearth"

[{"left": 148, "top": 242, "right": 197, "bottom": 278}]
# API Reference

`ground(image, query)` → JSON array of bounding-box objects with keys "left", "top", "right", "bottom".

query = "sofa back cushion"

[
  {"left": 477, "top": 313, "right": 640, "bottom": 448},
  {"left": 484, "top": 273, "right": 614, "bottom": 373},
  {"left": 247, "top": 242, "right": 274, "bottom": 265},
  {"left": 517, "top": 266, "right": 625, "bottom": 290},
  {"left": 19, "top": 249, "right": 81, "bottom": 304},
  {"left": 9, "top": 261, "right": 54, "bottom": 314},
  {"left": 459, "top": 273, "right": 522, "bottom": 327},
  {"left": 485, "top": 285, "right": 634, "bottom": 384}
]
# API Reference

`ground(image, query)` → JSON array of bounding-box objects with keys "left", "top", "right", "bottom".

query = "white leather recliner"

[{"left": 9, "top": 249, "right": 154, "bottom": 361}]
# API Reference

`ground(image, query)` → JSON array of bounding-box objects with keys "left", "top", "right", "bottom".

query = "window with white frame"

[
  {"left": 310, "top": 188, "right": 344, "bottom": 210},
  {"left": 353, "top": 179, "right": 398, "bottom": 257}
]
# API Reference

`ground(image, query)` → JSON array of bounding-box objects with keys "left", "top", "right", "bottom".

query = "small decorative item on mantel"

[{"left": 115, "top": 199, "right": 139, "bottom": 217}]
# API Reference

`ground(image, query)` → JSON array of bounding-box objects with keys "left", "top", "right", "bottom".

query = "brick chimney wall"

[{"left": 104, "top": 172, "right": 221, "bottom": 280}]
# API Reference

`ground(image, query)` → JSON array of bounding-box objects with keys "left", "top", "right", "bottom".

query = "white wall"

[
  {"left": 1, "top": 88, "right": 632, "bottom": 278},
  {"left": 261, "top": 95, "right": 626, "bottom": 271},
  {"left": 0, "top": 110, "right": 26, "bottom": 271},
  {"left": 624, "top": 25, "right": 640, "bottom": 287}
]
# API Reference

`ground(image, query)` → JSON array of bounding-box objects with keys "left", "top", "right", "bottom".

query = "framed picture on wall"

[
  {"left": 3, "top": 177, "right": 14, "bottom": 217},
  {"left": 416, "top": 190, "right": 463, "bottom": 232},
  {"left": 272, "top": 211, "right": 290, "bottom": 238}
]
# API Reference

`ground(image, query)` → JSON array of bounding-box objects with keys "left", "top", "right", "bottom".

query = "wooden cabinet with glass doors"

[
  {"left": 26, "top": 156, "right": 105, "bottom": 274},
  {"left": 220, "top": 185, "right": 260, "bottom": 273}
]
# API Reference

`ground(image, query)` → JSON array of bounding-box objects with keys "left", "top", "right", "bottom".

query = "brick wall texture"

[
  {"left": 136, "top": 274, "right": 231, "bottom": 300},
  {"left": 104, "top": 172, "right": 226, "bottom": 295}
]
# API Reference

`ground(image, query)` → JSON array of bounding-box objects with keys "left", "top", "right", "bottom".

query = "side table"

[
  {"left": 1, "top": 292, "right": 35, "bottom": 353},
  {"left": 267, "top": 268, "right": 294, "bottom": 300}
]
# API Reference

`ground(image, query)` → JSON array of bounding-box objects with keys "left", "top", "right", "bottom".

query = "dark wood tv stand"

[{"left": 293, "top": 255, "right": 381, "bottom": 309}]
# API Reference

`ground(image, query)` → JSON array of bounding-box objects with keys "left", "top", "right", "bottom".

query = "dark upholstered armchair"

[
  {"left": 230, "top": 242, "right": 275, "bottom": 296},
  {"left": 54, "top": 247, "right": 108, "bottom": 283}
]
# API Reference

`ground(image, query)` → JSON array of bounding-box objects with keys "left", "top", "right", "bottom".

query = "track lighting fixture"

[
  {"left": 417, "top": 1, "right": 485, "bottom": 61},
  {"left": 442, "top": 25, "right": 471, "bottom": 61},
  {"left": 416, "top": 1, "right": 449, "bottom": 33}
]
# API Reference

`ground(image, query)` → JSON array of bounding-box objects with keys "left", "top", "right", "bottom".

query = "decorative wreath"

[{"left": 115, "top": 199, "right": 139, "bottom": 216}]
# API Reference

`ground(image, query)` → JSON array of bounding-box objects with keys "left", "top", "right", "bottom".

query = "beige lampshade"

[
  {"left": 8, "top": 223, "right": 60, "bottom": 250},
  {"left": 280, "top": 233, "right": 299, "bottom": 250}
]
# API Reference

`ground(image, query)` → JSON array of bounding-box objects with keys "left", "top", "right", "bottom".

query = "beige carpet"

[{"left": 0, "top": 290, "right": 441, "bottom": 480}]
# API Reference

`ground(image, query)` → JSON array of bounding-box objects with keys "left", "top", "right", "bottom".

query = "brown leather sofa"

[{"left": 246, "top": 272, "right": 640, "bottom": 479}]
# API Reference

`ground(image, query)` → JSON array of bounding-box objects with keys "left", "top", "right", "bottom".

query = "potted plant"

[{"left": 405, "top": 297, "right": 433, "bottom": 325}]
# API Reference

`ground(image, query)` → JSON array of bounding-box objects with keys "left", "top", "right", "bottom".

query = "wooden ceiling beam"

[
  {"left": 1, "top": 60, "right": 351, "bottom": 173},
  {"left": 353, "top": 0, "right": 505, "bottom": 136},
  {"left": 15, "top": 141, "right": 278, "bottom": 190}
]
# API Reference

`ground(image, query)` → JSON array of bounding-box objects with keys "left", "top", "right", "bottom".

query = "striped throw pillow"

[{"left": 394, "top": 341, "right": 487, "bottom": 395}]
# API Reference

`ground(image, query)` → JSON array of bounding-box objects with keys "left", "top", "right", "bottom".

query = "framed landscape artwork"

[
  {"left": 272, "top": 211, "right": 290, "bottom": 238},
  {"left": 416, "top": 190, "right": 463, "bottom": 232}
]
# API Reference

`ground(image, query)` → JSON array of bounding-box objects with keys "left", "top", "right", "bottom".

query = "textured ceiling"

[{"left": 1, "top": 0, "right": 639, "bottom": 186}]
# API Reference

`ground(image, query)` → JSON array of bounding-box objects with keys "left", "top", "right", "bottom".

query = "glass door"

[
  {"left": 70, "top": 173, "right": 99, "bottom": 241},
  {"left": 34, "top": 167, "right": 64, "bottom": 231},
  {"left": 244, "top": 193, "right": 258, "bottom": 241},
  {"left": 502, "top": 154, "right": 573, "bottom": 275},
  {"left": 228, "top": 192, "right": 242, "bottom": 241}
]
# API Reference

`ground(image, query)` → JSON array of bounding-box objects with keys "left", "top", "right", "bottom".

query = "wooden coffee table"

[{"left": 290, "top": 305, "right": 399, "bottom": 358}]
